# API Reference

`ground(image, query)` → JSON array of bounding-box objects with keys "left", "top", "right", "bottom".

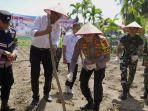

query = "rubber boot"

[
  {"left": 120, "top": 84, "right": 128, "bottom": 100},
  {"left": 93, "top": 103, "right": 100, "bottom": 111}
]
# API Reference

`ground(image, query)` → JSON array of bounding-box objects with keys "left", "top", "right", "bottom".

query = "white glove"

[
  {"left": 115, "top": 56, "right": 120, "bottom": 64},
  {"left": 67, "top": 72, "right": 73, "bottom": 82}
]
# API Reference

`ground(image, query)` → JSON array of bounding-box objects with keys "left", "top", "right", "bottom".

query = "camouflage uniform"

[
  {"left": 143, "top": 37, "right": 148, "bottom": 98},
  {"left": 119, "top": 34, "right": 143, "bottom": 98}
]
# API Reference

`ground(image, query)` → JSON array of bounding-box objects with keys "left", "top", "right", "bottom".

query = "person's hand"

[
  {"left": 45, "top": 25, "right": 52, "bottom": 33},
  {"left": 10, "top": 53, "right": 17, "bottom": 61},
  {"left": 67, "top": 72, "right": 73, "bottom": 82},
  {"left": 3, "top": 51, "right": 11, "bottom": 58},
  {"left": 3, "top": 51, "right": 14, "bottom": 63},
  {"left": 115, "top": 56, "right": 120, "bottom": 64}
]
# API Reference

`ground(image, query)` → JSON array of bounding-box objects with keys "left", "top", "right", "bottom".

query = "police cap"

[{"left": 0, "top": 10, "right": 11, "bottom": 23}]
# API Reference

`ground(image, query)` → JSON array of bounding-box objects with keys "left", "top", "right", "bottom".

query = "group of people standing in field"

[{"left": 0, "top": 3, "right": 147, "bottom": 111}]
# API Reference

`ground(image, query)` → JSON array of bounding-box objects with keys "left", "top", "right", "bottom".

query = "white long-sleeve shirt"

[
  {"left": 63, "top": 31, "right": 81, "bottom": 63},
  {"left": 31, "top": 15, "right": 61, "bottom": 48}
]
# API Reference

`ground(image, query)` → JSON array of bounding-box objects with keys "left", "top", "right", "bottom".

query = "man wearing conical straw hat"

[
  {"left": 30, "top": 3, "right": 68, "bottom": 106},
  {"left": 116, "top": 21, "right": 144, "bottom": 100},
  {"left": 67, "top": 22, "right": 110, "bottom": 111}
]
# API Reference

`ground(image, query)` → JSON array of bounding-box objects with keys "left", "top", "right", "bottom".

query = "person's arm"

[
  {"left": 70, "top": 39, "right": 81, "bottom": 73},
  {"left": 34, "top": 25, "right": 52, "bottom": 37},
  {"left": 138, "top": 37, "right": 144, "bottom": 55},
  {"left": 67, "top": 39, "right": 81, "bottom": 82},
  {"left": 31, "top": 16, "right": 52, "bottom": 37},
  {"left": 12, "top": 38, "right": 18, "bottom": 59},
  {"left": 101, "top": 37, "right": 110, "bottom": 62}
]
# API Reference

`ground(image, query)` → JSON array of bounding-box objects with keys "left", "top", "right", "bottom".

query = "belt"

[{"left": 31, "top": 45, "right": 50, "bottom": 51}]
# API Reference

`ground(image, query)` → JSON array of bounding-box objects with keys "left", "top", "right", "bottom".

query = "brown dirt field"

[{"left": 3, "top": 46, "right": 148, "bottom": 111}]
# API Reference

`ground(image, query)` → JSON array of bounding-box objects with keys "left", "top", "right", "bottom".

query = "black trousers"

[
  {"left": 56, "top": 48, "right": 62, "bottom": 70},
  {"left": 80, "top": 67, "right": 105, "bottom": 104},
  {"left": 0, "top": 66, "right": 14, "bottom": 101},
  {"left": 65, "top": 63, "right": 78, "bottom": 89},
  {"left": 30, "top": 46, "right": 53, "bottom": 99}
]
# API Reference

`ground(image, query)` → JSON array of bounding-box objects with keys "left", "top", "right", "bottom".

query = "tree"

[
  {"left": 115, "top": 0, "right": 144, "bottom": 25},
  {"left": 68, "top": 3, "right": 81, "bottom": 19},
  {"left": 81, "top": 0, "right": 92, "bottom": 23},
  {"left": 87, "top": 5, "right": 102, "bottom": 24}
]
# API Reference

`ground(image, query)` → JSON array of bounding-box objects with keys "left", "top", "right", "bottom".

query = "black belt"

[{"left": 31, "top": 45, "right": 50, "bottom": 51}]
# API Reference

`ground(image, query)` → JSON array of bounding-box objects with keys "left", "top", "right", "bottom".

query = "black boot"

[
  {"left": 93, "top": 103, "right": 100, "bottom": 111},
  {"left": 120, "top": 84, "right": 128, "bottom": 100},
  {"left": 30, "top": 98, "right": 39, "bottom": 106},
  {"left": 80, "top": 101, "right": 94, "bottom": 110},
  {"left": 120, "top": 91, "right": 127, "bottom": 100},
  {"left": 1, "top": 100, "right": 15, "bottom": 111}
]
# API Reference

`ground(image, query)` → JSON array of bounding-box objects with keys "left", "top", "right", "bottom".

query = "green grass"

[{"left": 17, "top": 36, "right": 31, "bottom": 46}]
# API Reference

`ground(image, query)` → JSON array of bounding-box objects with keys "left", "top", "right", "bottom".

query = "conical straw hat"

[
  {"left": 44, "top": 3, "right": 68, "bottom": 17},
  {"left": 123, "top": 21, "right": 144, "bottom": 33},
  {"left": 76, "top": 22, "right": 102, "bottom": 35}
]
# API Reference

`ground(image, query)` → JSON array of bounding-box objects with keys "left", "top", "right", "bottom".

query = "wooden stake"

[{"left": 47, "top": 14, "right": 66, "bottom": 111}]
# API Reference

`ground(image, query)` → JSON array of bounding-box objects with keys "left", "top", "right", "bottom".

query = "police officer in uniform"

[
  {"left": 116, "top": 21, "right": 143, "bottom": 100},
  {"left": 0, "top": 10, "right": 17, "bottom": 111},
  {"left": 67, "top": 23, "right": 110, "bottom": 111},
  {"left": 141, "top": 34, "right": 148, "bottom": 100}
]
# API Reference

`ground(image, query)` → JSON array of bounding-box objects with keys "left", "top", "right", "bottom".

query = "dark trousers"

[
  {"left": 144, "top": 67, "right": 148, "bottom": 94},
  {"left": 80, "top": 67, "right": 105, "bottom": 104},
  {"left": 65, "top": 63, "right": 78, "bottom": 89},
  {"left": 0, "top": 66, "right": 14, "bottom": 101},
  {"left": 30, "top": 46, "right": 53, "bottom": 99},
  {"left": 120, "top": 60, "right": 138, "bottom": 90},
  {"left": 56, "top": 48, "right": 62, "bottom": 70}
]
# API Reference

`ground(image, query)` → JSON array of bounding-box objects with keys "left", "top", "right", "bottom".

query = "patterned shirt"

[{"left": 70, "top": 35, "right": 110, "bottom": 72}]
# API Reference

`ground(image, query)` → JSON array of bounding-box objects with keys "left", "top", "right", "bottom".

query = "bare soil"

[{"left": 4, "top": 46, "right": 148, "bottom": 111}]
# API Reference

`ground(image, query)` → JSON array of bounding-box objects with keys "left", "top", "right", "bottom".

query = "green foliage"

[
  {"left": 17, "top": 36, "right": 31, "bottom": 46},
  {"left": 115, "top": 0, "right": 146, "bottom": 25}
]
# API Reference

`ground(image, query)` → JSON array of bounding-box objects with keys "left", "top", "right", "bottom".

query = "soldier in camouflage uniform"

[
  {"left": 116, "top": 21, "right": 143, "bottom": 100},
  {"left": 141, "top": 34, "right": 148, "bottom": 99}
]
